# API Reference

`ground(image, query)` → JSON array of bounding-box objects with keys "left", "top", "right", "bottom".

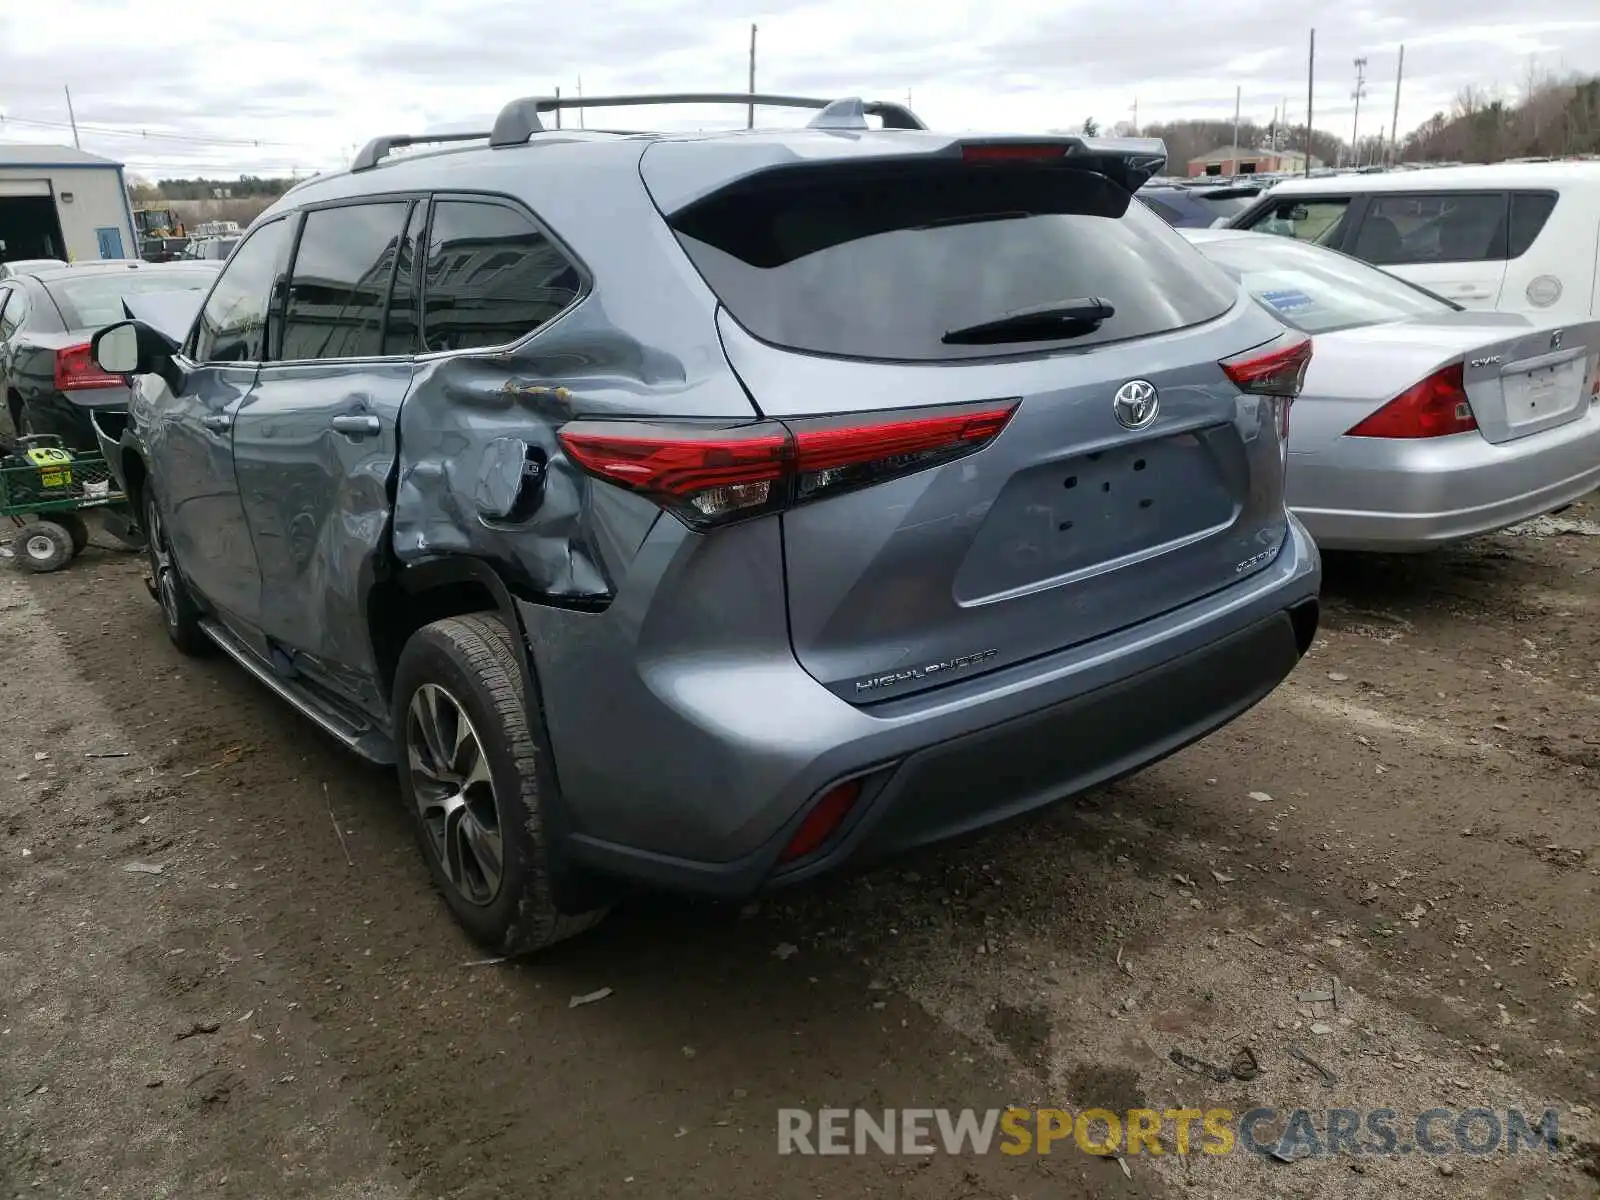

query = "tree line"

[
  {"left": 1076, "top": 68, "right": 1600, "bottom": 172},
  {"left": 128, "top": 174, "right": 296, "bottom": 203}
]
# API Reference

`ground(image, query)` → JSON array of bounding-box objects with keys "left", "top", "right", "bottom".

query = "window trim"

[
  {"left": 413, "top": 190, "right": 592, "bottom": 363},
  {"left": 271, "top": 195, "right": 421, "bottom": 367}
]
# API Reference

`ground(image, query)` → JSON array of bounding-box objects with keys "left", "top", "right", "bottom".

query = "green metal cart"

[{"left": 1, "top": 434, "right": 133, "bottom": 573}]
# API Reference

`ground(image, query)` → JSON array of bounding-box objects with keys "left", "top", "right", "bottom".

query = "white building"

[{"left": 0, "top": 144, "right": 139, "bottom": 264}]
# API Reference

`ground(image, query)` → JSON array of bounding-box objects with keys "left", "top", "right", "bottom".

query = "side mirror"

[
  {"left": 92, "top": 322, "right": 140, "bottom": 373},
  {"left": 90, "top": 319, "right": 177, "bottom": 378}
]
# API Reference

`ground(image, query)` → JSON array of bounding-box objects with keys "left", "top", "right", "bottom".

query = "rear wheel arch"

[{"left": 372, "top": 556, "right": 616, "bottom": 916}]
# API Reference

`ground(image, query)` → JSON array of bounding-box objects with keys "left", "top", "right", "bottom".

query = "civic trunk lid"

[
  {"left": 648, "top": 143, "right": 1304, "bottom": 704},
  {"left": 1456, "top": 317, "right": 1600, "bottom": 444}
]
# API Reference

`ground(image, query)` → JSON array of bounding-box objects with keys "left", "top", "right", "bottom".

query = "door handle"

[
  {"left": 330, "top": 413, "right": 381, "bottom": 439},
  {"left": 200, "top": 413, "right": 233, "bottom": 433}
]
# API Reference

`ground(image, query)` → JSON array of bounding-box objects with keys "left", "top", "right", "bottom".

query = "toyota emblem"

[{"left": 1113, "top": 379, "right": 1160, "bottom": 430}]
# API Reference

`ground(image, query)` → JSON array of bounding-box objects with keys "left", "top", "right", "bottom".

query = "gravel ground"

[{"left": 1, "top": 500, "right": 1597, "bottom": 1199}]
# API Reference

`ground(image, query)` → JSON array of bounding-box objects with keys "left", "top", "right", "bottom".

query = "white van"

[{"left": 1227, "top": 163, "right": 1600, "bottom": 320}]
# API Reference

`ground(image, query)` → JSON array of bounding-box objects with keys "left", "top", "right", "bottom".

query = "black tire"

[
  {"left": 12, "top": 521, "right": 74, "bottom": 573},
  {"left": 54, "top": 512, "right": 90, "bottom": 556},
  {"left": 143, "top": 486, "right": 210, "bottom": 655},
  {"left": 392, "top": 613, "right": 606, "bottom": 955}
]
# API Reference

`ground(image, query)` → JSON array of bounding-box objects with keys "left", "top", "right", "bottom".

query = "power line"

[{"left": 0, "top": 111, "right": 294, "bottom": 149}]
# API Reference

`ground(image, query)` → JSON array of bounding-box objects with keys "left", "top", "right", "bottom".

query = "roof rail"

[
  {"left": 488, "top": 92, "right": 925, "bottom": 147},
  {"left": 351, "top": 130, "right": 491, "bottom": 173}
]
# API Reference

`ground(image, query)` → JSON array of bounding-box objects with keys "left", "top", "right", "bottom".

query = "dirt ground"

[{"left": 2, "top": 498, "right": 1598, "bottom": 1200}]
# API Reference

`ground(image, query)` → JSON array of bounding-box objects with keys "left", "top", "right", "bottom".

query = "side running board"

[{"left": 199, "top": 618, "right": 396, "bottom": 765}]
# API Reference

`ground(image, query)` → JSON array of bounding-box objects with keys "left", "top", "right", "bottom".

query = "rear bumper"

[
  {"left": 1290, "top": 404, "right": 1600, "bottom": 552},
  {"left": 526, "top": 516, "right": 1320, "bottom": 900}
]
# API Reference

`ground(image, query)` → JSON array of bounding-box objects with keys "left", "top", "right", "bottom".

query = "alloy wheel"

[
  {"left": 145, "top": 498, "right": 180, "bottom": 627},
  {"left": 406, "top": 683, "right": 504, "bottom": 907}
]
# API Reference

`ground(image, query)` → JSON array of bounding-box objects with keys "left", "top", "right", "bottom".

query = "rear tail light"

[
  {"left": 1221, "top": 333, "right": 1312, "bottom": 445},
  {"left": 778, "top": 779, "right": 864, "bottom": 864},
  {"left": 1346, "top": 363, "right": 1478, "bottom": 439},
  {"left": 54, "top": 343, "right": 124, "bottom": 392},
  {"left": 558, "top": 401, "right": 1018, "bottom": 530}
]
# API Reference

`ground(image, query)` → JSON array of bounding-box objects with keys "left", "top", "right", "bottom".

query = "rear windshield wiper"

[{"left": 942, "top": 298, "right": 1115, "bottom": 345}]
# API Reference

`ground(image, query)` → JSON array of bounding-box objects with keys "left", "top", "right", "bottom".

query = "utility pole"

[
  {"left": 1130, "top": 97, "right": 1138, "bottom": 136},
  {"left": 1305, "top": 29, "right": 1315, "bottom": 177},
  {"left": 1232, "top": 85, "right": 1241, "bottom": 164},
  {"left": 64, "top": 85, "right": 81, "bottom": 149},
  {"left": 1350, "top": 57, "right": 1368, "bottom": 167},
  {"left": 1389, "top": 45, "right": 1405, "bottom": 164},
  {"left": 577, "top": 76, "right": 584, "bottom": 129},
  {"left": 747, "top": 23, "right": 757, "bottom": 129},
  {"left": 554, "top": 85, "right": 562, "bottom": 130}
]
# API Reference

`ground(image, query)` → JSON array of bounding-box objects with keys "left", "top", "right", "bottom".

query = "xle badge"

[{"left": 855, "top": 648, "right": 1000, "bottom": 694}]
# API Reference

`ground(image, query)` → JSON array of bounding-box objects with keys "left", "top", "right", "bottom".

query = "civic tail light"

[
  {"left": 54, "top": 343, "right": 124, "bottom": 392},
  {"left": 558, "top": 401, "right": 1018, "bottom": 530},
  {"left": 1346, "top": 363, "right": 1478, "bottom": 439}
]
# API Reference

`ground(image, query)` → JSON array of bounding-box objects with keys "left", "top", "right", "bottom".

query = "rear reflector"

[
  {"left": 1346, "top": 363, "right": 1478, "bottom": 439},
  {"left": 779, "top": 780, "right": 863, "bottom": 863},
  {"left": 54, "top": 343, "right": 124, "bottom": 392},
  {"left": 1220, "top": 333, "right": 1313, "bottom": 399},
  {"left": 559, "top": 401, "right": 1018, "bottom": 530},
  {"left": 961, "top": 143, "right": 1069, "bottom": 163}
]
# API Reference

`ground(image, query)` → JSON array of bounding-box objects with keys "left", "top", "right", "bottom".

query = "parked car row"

[{"left": 13, "top": 93, "right": 1594, "bottom": 960}]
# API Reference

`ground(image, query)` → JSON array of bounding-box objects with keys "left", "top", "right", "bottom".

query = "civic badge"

[{"left": 1113, "top": 379, "right": 1159, "bottom": 430}]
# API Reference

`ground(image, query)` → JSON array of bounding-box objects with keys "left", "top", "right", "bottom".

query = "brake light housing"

[
  {"left": 1221, "top": 333, "right": 1311, "bottom": 446},
  {"left": 558, "top": 401, "right": 1018, "bottom": 530},
  {"left": 1346, "top": 363, "right": 1478, "bottom": 439},
  {"left": 54, "top": 343, "right": 124, "bottom": 392},
  {"left": 961, "top": 142, "right": 1069, "bottom": 164}
]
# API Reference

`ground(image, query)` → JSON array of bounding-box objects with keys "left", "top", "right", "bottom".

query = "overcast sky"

[{"left": 1, "top": 0, "right": 1597, "bottom": 179}]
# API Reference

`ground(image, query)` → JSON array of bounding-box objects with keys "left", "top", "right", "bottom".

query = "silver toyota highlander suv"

[{"left": 91, "top": 93, "right": 1322, "bottom": 954}]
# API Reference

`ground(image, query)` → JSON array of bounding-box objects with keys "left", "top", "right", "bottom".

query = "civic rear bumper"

[
  {"left": 524, "top": 516, "right": 1320, "bottom": 901},
  {"left": 1290, "top": 405, "right": 1600, "bottom": 552}
]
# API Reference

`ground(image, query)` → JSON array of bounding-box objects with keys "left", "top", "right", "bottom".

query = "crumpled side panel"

[{"left": 392, "top": 302, "right": 758, "bottom": 600}]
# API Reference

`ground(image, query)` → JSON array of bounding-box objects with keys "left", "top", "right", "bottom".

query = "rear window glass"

[
  {"left": 1508, "top": 192, "right": 1558, "bottom": 258},
  {"left": 1196, "top": 235, "right": 1452, "bottom": 334},
  {"left": 670, "top": 165, "right": 1237, "bottom": 362},
  {"left": 47, "top": 270, "right": 216, "bottom": 328}
]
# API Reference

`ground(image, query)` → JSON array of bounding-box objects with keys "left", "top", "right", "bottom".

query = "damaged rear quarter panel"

[{"left": 390, "top": 151, "right": 761, "bottom": 599}]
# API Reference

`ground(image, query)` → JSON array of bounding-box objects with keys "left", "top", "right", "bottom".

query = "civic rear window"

[{"left": 669, "top": 163, "right": 1237, "bottom": 362}]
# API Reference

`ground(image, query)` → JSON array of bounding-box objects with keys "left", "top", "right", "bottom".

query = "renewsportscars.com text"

[{"left": 777, "top": 1106, "right": 1562, "bottom": 1158}]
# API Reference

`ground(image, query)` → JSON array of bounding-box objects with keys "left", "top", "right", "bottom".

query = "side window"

[
  {"left": 1240, "top": 197, "right": 1352, "bottom": 246},
  {"left": 1508, "top": 192, "right": 1558, "bottom": 259},
  {"left": 280, "top": 202, "right": 410, "bottom": 361},
  {"left": 1358, "top": 193, "right": 1507, "bottom": 266},
  {"left": 421, "top": 200, "right": 581, "bottom": 353},
  {"left": 382, "top": 203, "right": 426, "bottom": 356},
  {"left": 191, "top": 219, "right": 291, "bottom": 364}
]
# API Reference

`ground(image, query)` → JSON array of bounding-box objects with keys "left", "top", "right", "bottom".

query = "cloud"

[{"left": 0, "top": 0, "right": 1596, "bottom": 177}]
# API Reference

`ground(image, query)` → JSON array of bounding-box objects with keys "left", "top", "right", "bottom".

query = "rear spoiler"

[{"left": 643, "top": 133, "right": 1171, "bottom": 214}]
